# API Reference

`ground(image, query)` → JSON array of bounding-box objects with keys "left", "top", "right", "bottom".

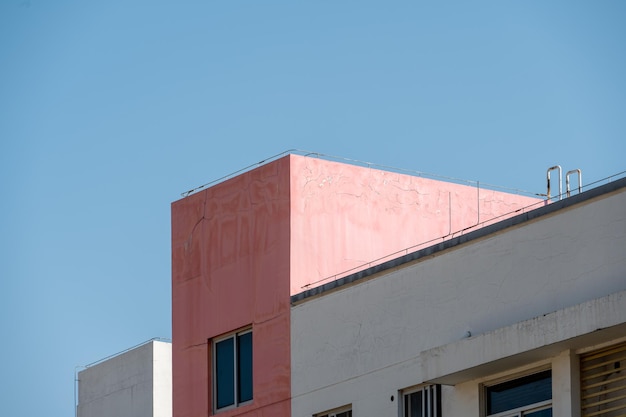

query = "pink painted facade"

[
  {"left": 171, "top": 154, "right": 540, "bottom": 417},
  {"left": 288, "top": 157, "right": 541, "bottom": 294},
  {"left": 172, "top": 158, "right": 292, "bottom": 417}
]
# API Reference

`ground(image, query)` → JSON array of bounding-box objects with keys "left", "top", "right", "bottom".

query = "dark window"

[
  {"left": 215, "top": 337, "right": 235, "bottom": 409},
  {"left": 486, "top": 370, "right": 552, "bottom": 416},
  {"left": 403, "top": 385, "right": 441, "bottom": 417},
  {"left": 214, "top": 329, "right": 253, "bottom": 411},
  {"left": 237, "top": 331, "right": 253, "bottom": 403}
]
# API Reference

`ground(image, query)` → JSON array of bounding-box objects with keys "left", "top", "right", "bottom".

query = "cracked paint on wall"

[{"left": 171, "top": 154, "right": 542, "bottom": 417}]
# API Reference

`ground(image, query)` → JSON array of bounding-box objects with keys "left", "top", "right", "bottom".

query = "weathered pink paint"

[
  {"left": 172, "top": 157, "right": 292, "bottom": 417},
  {"left": 288, "top": 156, "right": 541, "bottom": 294},
  {"left": 171, "top": 154, "right": 540, "bottom": 417}
]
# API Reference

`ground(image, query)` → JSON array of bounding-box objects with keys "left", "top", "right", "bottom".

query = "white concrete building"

[
  {"left": 290, "top": 177, "right": 626, "bottom": 417},
  {"left": 77, "top": 339, "right": 171, "bottom": 417}
]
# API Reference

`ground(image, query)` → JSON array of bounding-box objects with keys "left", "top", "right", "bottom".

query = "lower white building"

[
  {"left": 77, "top": 339, "right": 171, "bottom": 417},
  {"left": 290, "top": 177, "right": 626, "bottom": 417}
]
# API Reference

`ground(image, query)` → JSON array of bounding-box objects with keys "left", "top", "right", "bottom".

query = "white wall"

[
  {"left": 153, "top": 341, "right": 172, "bottom": 417},
  {"left": 78, "top": 340, "right": 171, "bottom": 417},
  {"left": 291, "top": 186, "right": 626, "bottom": 417}
]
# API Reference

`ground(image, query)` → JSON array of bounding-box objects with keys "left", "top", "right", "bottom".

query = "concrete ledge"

[{"left": 421, "top": 290, "right": 626, "bottom": 385}]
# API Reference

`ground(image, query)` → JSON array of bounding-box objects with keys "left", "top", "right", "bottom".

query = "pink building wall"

[
  {"left": 171, "top": 154, "right": 541, "bottom": 417},
  {"left": 171, "top": 158, "right": 292, "bottom": 417},
  {"left": 288, "top": 156, "right": 540, "bottom": 294}
]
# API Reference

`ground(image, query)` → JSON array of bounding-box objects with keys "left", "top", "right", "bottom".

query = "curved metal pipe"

[
  {"left": 566, "top": 169, "right": 582, "bottom": 197},
  {"left": 547, "top": 165, "right": 562, "bottom": 201}
]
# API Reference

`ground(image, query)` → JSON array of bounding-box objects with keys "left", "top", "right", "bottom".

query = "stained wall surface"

[
  {"left": 289, "top": 155, "right": 541, "bottom": 294},
  {"left": 171, "top": 156, "right": 292, "bottom": 417},
  {"left": 172, "top": 154, "right": 543, "bottom": 417},
  {"left": 290, "top": 182, "right": 626, "bottom": 417}
]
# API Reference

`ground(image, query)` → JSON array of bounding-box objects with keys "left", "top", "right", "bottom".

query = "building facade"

[
  {"left": 77, "top": 339, "right": 172, "bottom": 417},
  {"left": 172, "top": 153, "right": 576, "bottom": 417},
  {"left": 291, "top": 176, "right": 626, "bottom": 417}
]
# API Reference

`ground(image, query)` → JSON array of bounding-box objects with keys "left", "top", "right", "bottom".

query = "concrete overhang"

[{"left": 421, "top": 290, "right": 626, "bottom": 385}]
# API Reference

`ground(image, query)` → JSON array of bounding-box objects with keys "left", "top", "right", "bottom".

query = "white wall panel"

[
  {"left": 78, "top": 340, "right": 171, "bottom": 417},
  {"left": 291, "top": 187, "right": 626, "bottom": 417}
]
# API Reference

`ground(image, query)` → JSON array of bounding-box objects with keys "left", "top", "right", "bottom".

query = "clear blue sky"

[{"left": 1, "top": 1, "right": 625, "bottom": 416}]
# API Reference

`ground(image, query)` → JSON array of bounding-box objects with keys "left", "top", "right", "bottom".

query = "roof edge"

[{"left": 291, "top": 176, "right": 626, "bottom": 304}]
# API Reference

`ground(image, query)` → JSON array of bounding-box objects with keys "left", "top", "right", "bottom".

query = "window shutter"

[{"left": 581, "top": 341, "right": 626, "bottom": 417}]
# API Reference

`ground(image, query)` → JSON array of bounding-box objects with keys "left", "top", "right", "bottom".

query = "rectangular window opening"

[
  {"left": 213, "top": 328, "right": 253, "bottom": 412},
  {"left": 402, "top": 384, "right": 441, "bottom": 417},
  {"left": 485, "top": 369, "right": 552, "bottom": 417}
]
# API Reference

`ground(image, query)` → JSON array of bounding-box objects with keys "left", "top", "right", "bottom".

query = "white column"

[{"left": 552, "top": 349, "right": 580, "bottom": 417}]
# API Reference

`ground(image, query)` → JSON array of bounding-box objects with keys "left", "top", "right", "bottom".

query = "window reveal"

[
  {"left": 485, "top": 370, "right": 552, "bottom": 417},
  {"left": 213, "top": 329, "right": 253, "bottom": 411},
  {"left": 403, "top": 384, "right": 441, "bottom": 417}
]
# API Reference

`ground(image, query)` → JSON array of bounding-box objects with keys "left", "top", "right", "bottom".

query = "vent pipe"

[
  {"left": 566, "top": 169, "right": 582, "bottom": 197},
  {"left": 546, "top": 165, "right": 562, "bottom": 201}
]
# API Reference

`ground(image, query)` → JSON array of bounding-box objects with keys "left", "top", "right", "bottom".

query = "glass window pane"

[
  {"left": 237, "top": 332, "right": 253, "bottom": 403},
  {"left": 487, "top": 370, "right": 552, "bottom": 415},
  {"left": 216, "top": 338, "right": 235, "bottom": 409},
  {"left": 524, "top": 408, "right": 552, "bottom": 417},
  {"left": 405, "top": 391, "right": 423, "bottom": 417}
]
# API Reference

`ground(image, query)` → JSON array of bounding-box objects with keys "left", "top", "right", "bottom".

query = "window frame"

[
  {"left": 212, "top": 328, "right": 253, "bottom": 413},
  {"left": 315, "top": 404, "right": 352, "bottom": 417},
  {"left": 485, "top": 400, "right": 552, "bottom": 417},
  {"left": 401, "top": 384, "right": 442, "bottom": 417},
  {"left": 482, "top": 369, "right": 552, "bottom": 417}
]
